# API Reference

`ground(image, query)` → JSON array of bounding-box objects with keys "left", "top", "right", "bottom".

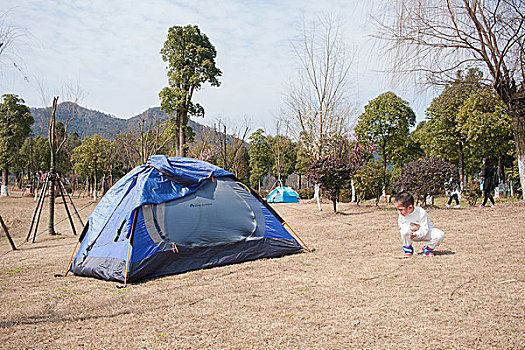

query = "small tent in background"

[
  {"left": 266, "top": 186, "right": 301, "bottom": 203},
  {"left": 68, "top": 156, "right": 308, "bottom": 283}
]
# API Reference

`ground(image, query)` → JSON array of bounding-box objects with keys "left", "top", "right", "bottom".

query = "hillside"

[{"left": 30, "top": 102, "right": 208, "bottom": 140}]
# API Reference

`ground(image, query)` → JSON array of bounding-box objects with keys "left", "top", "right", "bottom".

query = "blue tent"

[
  {"left": 266, "top": 187, "right": 301, "bottom": 203},
  {"left": 69, "top": 156, "right": 306, "bottom": 283}
]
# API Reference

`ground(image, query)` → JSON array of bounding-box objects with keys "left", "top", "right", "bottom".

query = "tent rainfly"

[{"left": 68, "top": 156, "right": 309, "bottom": 283}]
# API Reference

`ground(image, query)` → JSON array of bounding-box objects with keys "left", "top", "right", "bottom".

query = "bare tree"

[
  {"left": 282, "top": 13, "right": 357, "bottom": 161},
  {"left": 213, "top": 117, "right": 250, "bottom": 176},
  {"left": 38, "top": 84, "right": 84, "bottom": 235},
  {"left": 282, "top": 13, "right": 358, "bottom": 210},
  {"left": 372, "top": 0, "right": 525, "bottom": 197},
  {"left": 0, "top": 10, "right": 23, "bottom": 65},
  {"left": 137, "top": 116, "right": 172, "bottom": 165}
]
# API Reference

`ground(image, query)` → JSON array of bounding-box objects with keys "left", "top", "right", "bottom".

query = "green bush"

[
  {"left": 355, "top": 160, "right": 392, "bottom": 204},
  {"left": 297, "top": 188, "right": 314, "bottom": 199},
  {"left": 339, "top": 189, "right": 353, "bottom": 203},
  {"left": 462, "top": 180, "right": 482, "bottom": 206}
]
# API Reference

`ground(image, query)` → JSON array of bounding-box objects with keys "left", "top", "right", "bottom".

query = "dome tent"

[
  {"left": 266, "top": 187, "right": 301, "bottom": 203},
  {"left": 68, "top": 156, "right": 308, "bottom": 283}
]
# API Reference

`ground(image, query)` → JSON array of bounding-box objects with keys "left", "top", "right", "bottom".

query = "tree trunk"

[
  {"left": 351, "top": 177, "right": 356, "bottom": 202},
  {"left": 177, "top": 110, "right": 188, "bottom": 157},
  {"left": 497, "top": 149, "right": 504, "bottom": 184},
  {"left": 382, "top": 144, "right": 387, "bottom": 190},
  {"left": 93, "top": 173, "right": 98, "bottom": 201},
  {"left": 314, "top": 183, "right": 322, "bottom": 211},
  {"left": 1, "top": 167, "right": 8, "bottom": 196},
  {"left": 458, "top": 142, "right": 465, "bottom": 183},
  {"left": 502, "top": 89, "right": 525, "bottom": 200},
  {"left": 48, "top": 97, "right": 58, "bottom": 236},
  {"left": 48, "top": 169, "right": 56, "bottom": 235}
]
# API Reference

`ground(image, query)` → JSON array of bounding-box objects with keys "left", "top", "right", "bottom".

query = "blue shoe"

[
  {"left": 422, "top": 246, "right": 435, "bottom": 256},
  {"left": 402, "top": 245, "right": 413, "bottom": 258}
]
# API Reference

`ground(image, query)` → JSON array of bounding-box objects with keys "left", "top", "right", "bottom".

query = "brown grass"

[{"left": 0, "top": 195, "right": 524, "bottom": 349}]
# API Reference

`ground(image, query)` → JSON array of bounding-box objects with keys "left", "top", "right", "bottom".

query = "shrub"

[
  {"left": 462, "top": 180, "right": 482, "bottom": 206},
  {"left": 395, "top": 158, "right": 455, "bottom": 206},
  {"left": 297, "top": 188, "right": 314, "bottom": 199},
  {"left": 355, "top": 160, "right": 393, "bottom": 204}
]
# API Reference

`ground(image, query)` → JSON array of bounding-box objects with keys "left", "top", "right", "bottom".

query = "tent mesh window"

[{"left": 142, "top": 178, "right": 266, "bottom": 249}]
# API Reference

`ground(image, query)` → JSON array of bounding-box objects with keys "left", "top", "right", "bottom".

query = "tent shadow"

[
  {"left": 0, "top": 310, "right": 133, "bottom": 328},
  {"left": 128, "top": 250, "right": 308, "bottom": 286}
]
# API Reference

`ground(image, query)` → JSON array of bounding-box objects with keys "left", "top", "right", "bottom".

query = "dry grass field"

[{"left": 0, "top": 194, "right": 524, "bottom": 349}]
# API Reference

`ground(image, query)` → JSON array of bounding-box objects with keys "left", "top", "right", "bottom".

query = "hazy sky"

[{"left": 1, "top": 0, "right": 435, "bottom": 134}]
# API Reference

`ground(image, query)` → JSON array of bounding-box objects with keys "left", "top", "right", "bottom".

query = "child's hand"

[{"left": 409, "top": 232, "right": 417, "bottom": 239}]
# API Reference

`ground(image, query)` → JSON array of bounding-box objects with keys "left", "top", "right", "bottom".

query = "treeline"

[{"left": 0, "top": 68, "right": 520, "bottom": 205}]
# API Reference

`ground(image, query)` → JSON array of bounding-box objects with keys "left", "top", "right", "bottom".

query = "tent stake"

[
  {"left": 283, "top": 222, "right": 312, "bottom": 252},
  {"left": 123, "top": 209, "right": 139, "bottom": 288}
]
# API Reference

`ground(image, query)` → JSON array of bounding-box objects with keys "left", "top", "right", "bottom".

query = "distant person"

[
  {"left": 394, "top": 191, "right": 445, "bottom": 257},
  {"left": 479, "top": 157, "right": 497, "bottom": 208},
  {"left": 445, "top": 168, "right": 462, "bottom": 208}
]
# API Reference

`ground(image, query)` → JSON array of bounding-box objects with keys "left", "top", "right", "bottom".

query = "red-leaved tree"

[{"left": 308, "top": 138, "right": 375, "bottom": 212}]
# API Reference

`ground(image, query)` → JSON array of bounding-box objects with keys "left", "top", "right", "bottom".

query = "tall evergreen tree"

[
  {"left": 424, "top": 69, "right": 483, "bottom": 180},
  {"left": 159, "top": 25, "right": 222, "bottom": 157},
  {"left": 354, "top": 92, "right": 416, "bottom": 188},
  {"left": 0, "top": 94, "right": 33, "bottom": 196}
]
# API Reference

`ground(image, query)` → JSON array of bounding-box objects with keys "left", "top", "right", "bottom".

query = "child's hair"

[{"left": 395, "top": 191, "right": 414, "bottom": 207}]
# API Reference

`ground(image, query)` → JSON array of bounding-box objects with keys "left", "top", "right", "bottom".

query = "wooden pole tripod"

[{"left": 26, "top": 173, "right": 82, "bottom": 243}]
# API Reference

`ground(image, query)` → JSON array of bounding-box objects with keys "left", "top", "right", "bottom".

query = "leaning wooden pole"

[
  {"left": 59, "top": 178, "right": 84, "bottom": 227},
  {"left": 32, "top": 178, "right": 50, "bottom": 243},
  {"left": 57, "top": 179, "right": 77, "bottom": 236},
  {"left": 26, "top": 175, "right": 49, "bottom": 241},
  {"left": 0, "top": 215, "right": 16, "bottom": 250}
]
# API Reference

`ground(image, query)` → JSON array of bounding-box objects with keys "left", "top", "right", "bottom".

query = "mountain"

[{"left": 30, "top": 102, "right": 208, "bottom": 140}]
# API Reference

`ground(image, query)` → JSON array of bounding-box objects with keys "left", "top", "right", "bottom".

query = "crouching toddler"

[{"left": 394, "top": 191, "right": 445, "bottom": 257}]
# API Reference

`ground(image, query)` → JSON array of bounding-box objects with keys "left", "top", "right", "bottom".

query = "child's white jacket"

[{"left": 398, "top": 206, "right": 434, "bottom": 239}]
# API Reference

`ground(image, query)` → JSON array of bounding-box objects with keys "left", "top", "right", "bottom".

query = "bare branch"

[{"left": 283, "top": 12, "right": 357, "bottom": 161}]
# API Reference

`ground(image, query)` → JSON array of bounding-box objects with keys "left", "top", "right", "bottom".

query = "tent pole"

[
  {"left": 62, "top": 240, "right": 80, "bottom": 277},
  {"left": 123, "top": 209, "right": 139, "bottom": 288},
  {"left": 61, "top": 222, "right": 90, "bottom": 278},
  {"left": 283, "top": 222, "right": 312, "bottom": 252}
]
